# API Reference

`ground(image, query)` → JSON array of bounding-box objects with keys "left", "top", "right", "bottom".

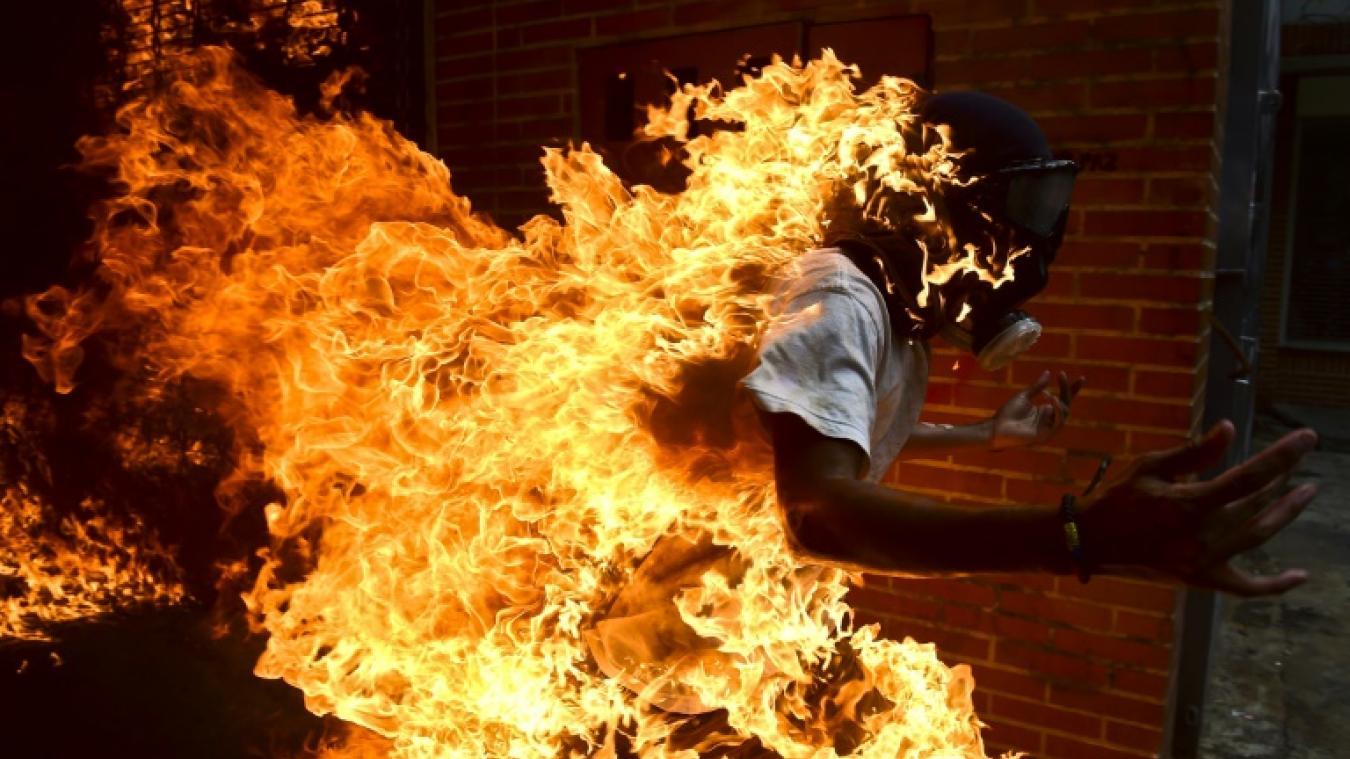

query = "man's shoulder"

[
  {"left": 780, "top": 248, "right": 887, "bottom": 320},
  {"left": 779, "top": 247, "right": 869, "bottom": 295}
]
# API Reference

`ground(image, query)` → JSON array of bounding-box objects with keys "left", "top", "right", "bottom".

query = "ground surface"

[{"left": 1199, "top": 408, "right": 1350, "bottom": 758}]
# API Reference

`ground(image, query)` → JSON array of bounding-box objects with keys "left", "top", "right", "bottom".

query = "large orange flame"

[{"left": 20, "top": 47, "right": 1020, "bottom": 756}]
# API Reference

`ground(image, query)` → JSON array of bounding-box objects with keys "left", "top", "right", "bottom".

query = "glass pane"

[{"left": 1286, "top": 116, "right": 1350, "bottom": 344}]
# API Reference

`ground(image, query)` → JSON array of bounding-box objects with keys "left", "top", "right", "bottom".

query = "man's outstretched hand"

[
  {"left": 991, "top": 370, "right": 1084, "bottom": 449},
  {"left": 1081, "top": 420, "right": 1319, "bottom": 596}
]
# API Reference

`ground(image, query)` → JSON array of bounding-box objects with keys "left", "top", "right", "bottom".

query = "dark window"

[{"left": 1282, "top": 76, "right": 1350, "bottom": 349}]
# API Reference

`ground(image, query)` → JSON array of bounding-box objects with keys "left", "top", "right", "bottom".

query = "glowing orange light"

[{"left": 19, "top": 47, "right": 1029, "bottom": 757}]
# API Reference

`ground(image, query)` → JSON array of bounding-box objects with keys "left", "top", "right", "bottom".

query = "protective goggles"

[{"left": 974, "top": 159, "right": 1080, "bottom": 238}]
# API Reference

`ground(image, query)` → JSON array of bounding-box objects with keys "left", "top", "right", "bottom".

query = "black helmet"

[{"left": 922, "top": 91, "right": 1078, "bottom": 370}]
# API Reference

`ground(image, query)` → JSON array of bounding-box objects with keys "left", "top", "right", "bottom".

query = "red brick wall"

[{"left": 430, "top": 2, "right": 1224, "bottom": 756}]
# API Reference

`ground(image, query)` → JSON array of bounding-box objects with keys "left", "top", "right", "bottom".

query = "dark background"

[
  {"left": 0, "top": 0, "right": 428, "bottom": 299},
  {"left": 0, "top": 2, "right": 425, "bottom": 756}
]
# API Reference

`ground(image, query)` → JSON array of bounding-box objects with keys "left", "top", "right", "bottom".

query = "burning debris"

[
  {"left": 0, "top": 404, "right": 186, "bottom": 642},
  {"left": 9, "top": 46, "right": 1027, "bottom": 757}
]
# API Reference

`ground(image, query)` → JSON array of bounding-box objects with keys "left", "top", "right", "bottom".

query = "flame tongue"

[{"left": 22, "top": 47, "right": 999, "bottom": 757}]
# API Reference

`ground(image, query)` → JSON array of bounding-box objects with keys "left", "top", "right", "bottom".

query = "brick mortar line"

[
  {"left": 1040, "top": 593, "right": 1178, "bottom": 614},
  {"left": 974, "top": 324, "right": 1197, "bottom": 336},
  {"left": 913, "top": 414, "right": 1204, "bottom": 436},
  {"left": 439, "top": 88, "right": 576, "bottom": 105},
  {"left": 935, "top": 42, "right": 1218, "bottom": 57},
  {"left": 1032, "top": 295, "right": 1209, "bottom": 305},
  {"left": 929, "top": 368, "right": 1199, "bottom": 385},
  {"left": 1026, "top": 302, "right": 1209, "bottom": 311},
  {"left": 1060, "top": 171, "right": 1217, "bottom": 178},
  {"left": 876, "top": 587, "right": 1179, "bottom": 622},
  {"left": 434, "top": 6, "right": 637, "bottom": 22},
  {"left": 988, "top": 697, "right": 1169, "bottom": 736},
  {"left": 934, "top": 18, "right": 1220, "bottom": 35},
  {"left": 436, "top": 66, "right": 570, "bottom": 81},
  {"left": 926, "top": 384, "right": 1203, "bottom": 398},
  {"left": 927, "top": 393, "right": 1200, "bottom": 407},
  {"left": 895, "top": 464, "right": 1088, "bottom": 480},
  {"left": 469, "top": 13, "right": 648, "bottom": 30},
  {"left": 883, "top": 483, "right": 1008, "bottom": 503},
  {"left": 440, "top": 34, "right": 1221, "bottom": 68},
  {"left": 936, "top": 72, "right": 1220, "bottom": 84},
  {"left": 993, "top": 650, "right": 1175, "bottom": 679},
  {"left": 986, "top": 693, "right": 1115, "bottom": 739},
  {"left": 906, "top": 461, "right": 1149, "bottom": 480},
  {"left": 945, "top": 643, "right": 1174, "bottom": 678},
  {"left": 865, "top": 613, "right": 997, "bottom": 641},
  {"left": 1059, "top": 241, "right": 1215, "bottom": 250},
  {"left": 1059, "top": 235, "right": 1217, "bottom": 243},
  {"left": 932, "top": 38, "right": 1221, "bottom": 58},
  {"left": 1064, "top": 203, "right": 1217, "bottom": 211},
  {"left": 939, "top": 4, "right": 1225, "bottom": 21},
  {"left": 934, "top": 20, "right": 1220, "bottom": 37},
  {"left": 1015, "top": 313, "right": 1209, "bottom": 325},
  {"left": 1008, "top": 5, "right": 1222, "bottom": 23},
  {"left": 434, "top": 159, "right": 1220, "bottom": 184},
  {"left": 983, "top": 716, "right": 1157, "bottom": 758}
]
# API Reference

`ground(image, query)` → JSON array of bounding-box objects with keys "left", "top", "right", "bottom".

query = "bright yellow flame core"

[{"left": 24, "top": 48, "right": 998, "bottom": 757}]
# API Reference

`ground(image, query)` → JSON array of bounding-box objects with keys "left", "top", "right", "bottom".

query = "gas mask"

[{"left": 938, "top": 157, "right": 1079, "bottom": 371}]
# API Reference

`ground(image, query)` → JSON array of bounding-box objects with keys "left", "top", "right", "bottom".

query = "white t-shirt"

[{"left": 743, "top": 247, "right": 930, "bottom": 481}]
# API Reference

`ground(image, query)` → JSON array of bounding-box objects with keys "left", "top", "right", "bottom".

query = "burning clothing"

[
  {"left": 21, "top": 48, "right": 993, "bottom": 756},
  {"left": 587, "top": 248, "right": 929, "bottom": 716}
]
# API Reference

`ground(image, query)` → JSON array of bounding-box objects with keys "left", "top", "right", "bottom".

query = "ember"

[{"left": 13, "top": 45, "right": 1029, "bottom": 757}]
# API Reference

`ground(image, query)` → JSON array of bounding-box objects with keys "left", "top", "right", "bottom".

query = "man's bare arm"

[
  {"left": 902, "top": 420, "right": 996, "bottom": 454},
  {"left": 770, "top": 411, "right": 1068, "bottom": 575},
  {"left": 902, "top": 371, "right": 1083, "bottom": 456},
  {"left": 769, "top": 411, "right": 1320, "bottom": 596}
]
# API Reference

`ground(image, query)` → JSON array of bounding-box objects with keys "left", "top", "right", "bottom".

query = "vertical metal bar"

[{"left": 1169, "top": 0, "right": 1282, "bottom": 755}]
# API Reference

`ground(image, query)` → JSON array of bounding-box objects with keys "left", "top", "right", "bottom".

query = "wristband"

[
  {"left": 1058, "top": 455, "right": 1110, "bottom": 584},
  {"left": 1059, "top": 494, "right": 1090, "bottom": 584}
]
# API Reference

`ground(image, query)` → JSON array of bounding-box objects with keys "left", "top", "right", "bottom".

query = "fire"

[
  {"left": 1, "top": 400, "right": 184, "bottom": 642},
  {"left": 18, "top": 47, "right": 1021, "bottom": 756}
]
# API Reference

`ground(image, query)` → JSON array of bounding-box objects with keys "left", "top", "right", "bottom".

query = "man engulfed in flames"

[{"left": 16, "top": 47, "right": 1317, "bottom": 758}]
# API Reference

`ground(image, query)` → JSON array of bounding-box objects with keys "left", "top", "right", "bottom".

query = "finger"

[
  {"left": 1178, "top": 428, "right": 1319, "bottom": 506},
  {"left": 1069, "top": 376, "right": 1085, "bottom": 403},
  {"left": 1216, "top": 472, "right": 1291, "bottom": 530},
  {"left": 1138, "top": 420, "right": 1235, "bottom": 480},
  {"left": 1024, "top": 370, "right": 1052, "bottom": 399},
  {"left": 1058, "top": 372, "right": 1073, "bottom": 407},
  {"left": 1037, "top": 401, "right": 1061, "bottom": 436},
  {"left": 1042, "top": 392, "right": 1069, "bottom": 427},
  {"left": 1208, "top": 483, "right": 1317, "bottom": 559},
  {"left": 1207, "top": 563, "right": 1308, "bottom": 598}
]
